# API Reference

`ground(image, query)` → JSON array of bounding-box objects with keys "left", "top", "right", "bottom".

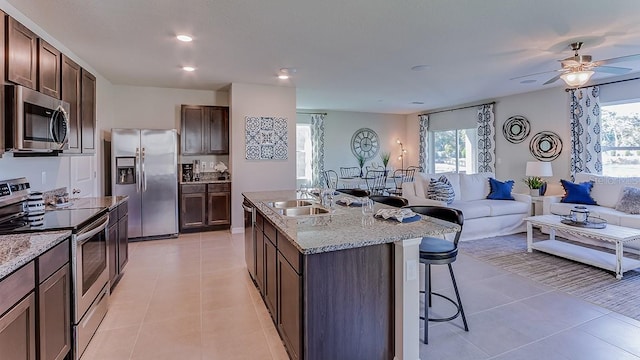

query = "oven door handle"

[{"left": 76, "top": 214, "right": 109, "bottom": 245}]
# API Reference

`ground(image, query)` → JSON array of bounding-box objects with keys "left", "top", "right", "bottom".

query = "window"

[
  {"left": 601, "top": 102, "right": 640, "bottom": 177},
  {"left": 430, "top": 128, "right": 477, "bottom": 174},
  {"left": 296, "top": 124, "right": 312, "bottom": 181}
]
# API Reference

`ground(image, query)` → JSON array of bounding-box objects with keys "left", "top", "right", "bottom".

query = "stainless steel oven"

[
  {"left": 5, "top": 84, "right": 70, "bottom": 152},
  {"left": 71, "top": 212, "right": 110, "bottom": 359}
]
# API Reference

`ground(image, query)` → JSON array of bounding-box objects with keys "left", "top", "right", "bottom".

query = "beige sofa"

[
  {"left": 402, "top": 172, "right": 531, "bottom": 241},
  {"left": 543, "top": 172, "right": 640, "bottom": 252}
]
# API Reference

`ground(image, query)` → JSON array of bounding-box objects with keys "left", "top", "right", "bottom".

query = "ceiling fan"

[{"left": 512, "top": 42, "right": 640, "bottom": 87}]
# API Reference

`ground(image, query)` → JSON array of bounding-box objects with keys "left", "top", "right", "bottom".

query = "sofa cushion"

[
  {"left": 575, "top": 173, "right": 640, "bottom": 208},
  {"left": 486, "top": 199, "right": 529, "bottom": 216},
  {"left": 449, "top": 201, "right": 491, "bottom": 220},
  {"left": 426, "top": 176, "right": 455, "bottom": 204},
  {"left": 615, "top": 187, "right": 640, "bottom": 214},
  {"left": 619, "top": 215, "right": 640, "bottom": 229},
  {"left": 561, "top": 179, "right": 597, "bottom": 205},
  {"left": 459, "top": 172, "right": 493, "bottom": 201},
  {"left": 487, "top": 178, "right": 515, "bottom": 200}
]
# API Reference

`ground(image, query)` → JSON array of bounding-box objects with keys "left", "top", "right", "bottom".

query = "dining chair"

[
  {"left": 406, "top": 205, "right": 468, "bottom": 344},
  {"left": 340, "top": 167, "right": 361, "bottom": 178},
  {"left": 322, "top": 170, "right": 339, "bottom": 189},
  {"left": 388, "top": 168, "right": 416, "bottom": 196},
  {"left": 365, "top": 170, "right": 387, "bottom": 195},
  {"left": 407, "top": 165, "right": 423, "bottom": 173},
  {"left": 369, "top": 195, "right": 408, "bottom": 208}
]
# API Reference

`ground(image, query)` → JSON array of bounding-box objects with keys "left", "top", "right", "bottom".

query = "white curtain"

[
  {"left": 310, "top": 114, "right": 326, "bottom": 187},
  {"left": 418, "top": 114, "right": 429, "bottom": 172},
  {"left": 569, "top": 86, "right": 602, "bottom": 177},
  {"left": 476, "top": 104, "right": 496, "bottom": 173}
]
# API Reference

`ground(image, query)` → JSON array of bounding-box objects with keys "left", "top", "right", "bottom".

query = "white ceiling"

[{"left": 8, "top": 0, "right": 640, "bottom": 114}]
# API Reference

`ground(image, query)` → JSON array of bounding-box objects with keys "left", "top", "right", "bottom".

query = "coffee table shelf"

[{"left": 526, "top": 215, "right": 640, "bottom": 279}]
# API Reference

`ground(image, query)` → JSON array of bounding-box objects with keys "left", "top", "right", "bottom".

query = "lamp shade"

[
  {"left": 525, "top": 161, "right": 553, "bottom": 177},
  {"left": 560, "top": 70, "right": 594, "bottom": 87}
]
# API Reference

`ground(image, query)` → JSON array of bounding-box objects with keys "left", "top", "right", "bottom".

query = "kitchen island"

[{"left": 243, "top": 190, "right": 460, "bottom": 360}]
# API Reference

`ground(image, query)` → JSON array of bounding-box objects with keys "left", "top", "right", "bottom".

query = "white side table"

[{"left": 530, "top": 195, "right": 553, "bottom": 216}]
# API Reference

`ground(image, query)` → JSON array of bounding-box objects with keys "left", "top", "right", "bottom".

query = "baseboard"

[{"left": 231, "top": 226, "right": 245, "bottom": 234}]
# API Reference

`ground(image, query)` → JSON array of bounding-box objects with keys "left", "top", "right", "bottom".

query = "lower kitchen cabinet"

[
  {"left": 108, "top": 201, "right": 129, "bottom": 290},
  {"left": 263, "top": 234, "right": 277, "bottom": 317},
  {"left": 38, "top": 265, "right": 70, "bottom": 360},
  {"left": 277, "top": 253, "right": 302, "bottom": 360},
  {"left": 179, "top": 182, "right": 231, "bottom": 232},
  {"left": 0, "top": 263, "right": 36, "bottom": 360}
]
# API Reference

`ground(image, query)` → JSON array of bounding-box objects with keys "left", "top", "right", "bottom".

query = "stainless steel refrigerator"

[{"left": 112, "top": 129, "right": 178, "bottom": 239}]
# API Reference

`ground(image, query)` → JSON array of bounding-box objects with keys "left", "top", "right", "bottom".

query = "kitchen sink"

[
  {"left": 273, "top": 206, "right": 330, "bottom": 216},
  {"left": 266, "top": 200, "right": 315, "bottom": 208}
]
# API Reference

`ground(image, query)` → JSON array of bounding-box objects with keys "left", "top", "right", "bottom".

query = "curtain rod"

[
  {"left": 564, "top": 76, "right": 640, "bottom": 92},
  {"left": 419, "top": 101, "right": 496, "bottom": 116},
  {"left": 296, "top": 111, "right": 328, "bottom": 115}
]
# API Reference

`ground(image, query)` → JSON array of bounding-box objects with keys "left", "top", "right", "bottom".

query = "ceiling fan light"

[{"left": 560, "top": 70, "right": 595, "bottom": 87}]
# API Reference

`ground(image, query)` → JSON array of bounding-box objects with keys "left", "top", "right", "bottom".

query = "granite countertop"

[
  {"left": 180, "top": 180, "right": 231, "bottom": 185},
  {"left": 0, "top": 231, "right": 72, "bottom": 280},
  {"left": 242, "top": 190, "right": 460, "bottom": 255},
  {"left": 47, "top": 195, "right": 128, "bottom": 211}
]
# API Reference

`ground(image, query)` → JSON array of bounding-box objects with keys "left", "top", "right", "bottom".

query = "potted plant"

[
  {"left": 523, "top": 176, "right": 544, "bottom": 196},
  {"left": 356, "top": 154, "right": 366, "bottom": 177},
  {"left": 380, "top": 151, "right": 391, "bottom": 173}
]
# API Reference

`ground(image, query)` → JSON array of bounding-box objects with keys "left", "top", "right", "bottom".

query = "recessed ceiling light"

[
  {"left": 278, "top": 74, "right": 289, "bottom": 80},
  {"left": 411, "top": 101, "right": 425, "bottom": 105},
  {"left": 177, "top": 35, "right": 193, "bottom": 42},
  {"left": 182, "top": 66, "right": 195, "bottom": 72},
  {"left": 411, "top": 65, "right": 430, "bottom": 71},
  {"left": 278, "top": 67, "right": 297, "bottom": 79},
  {"left": 520, "top": 79, "right": 536, "bottom": 84}
]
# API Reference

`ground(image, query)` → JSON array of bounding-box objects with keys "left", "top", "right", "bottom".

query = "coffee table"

[{"left": 526, "top": 215, "right": 640, "bottom": 279}]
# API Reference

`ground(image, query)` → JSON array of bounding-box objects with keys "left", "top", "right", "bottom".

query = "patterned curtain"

[
  {"left": 476, "top": 104, "right": 496, "bottom": 173},
  {"left": 418, "top": 114, "right": 429, "bottom": 172},
  {"left": 569, "top": 86, "right": 602, "bottom": 177},
  {"left": 310, "top": 114, "right": 326, "bottom": 187}
]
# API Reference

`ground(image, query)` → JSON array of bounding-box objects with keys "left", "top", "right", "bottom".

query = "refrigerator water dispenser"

[{"left": 116, "top": 157, "right": 136, "bottom": 185}]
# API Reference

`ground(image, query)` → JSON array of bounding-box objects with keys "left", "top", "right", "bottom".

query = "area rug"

[{"left": 458, "top": 232, "right": 640, "bottom": 321}]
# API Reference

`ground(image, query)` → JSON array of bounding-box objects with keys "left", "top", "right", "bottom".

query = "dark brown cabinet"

[
  {"left": 38, "top": 265, "right": 70, "bottom": 360},
  {"left": 180, "top": 105, "right": 229, "bottom": 155},
  {"left": 255, "top": 213, "right": 265, "bottom": 294},
  {"left": 0, "top": 11, "right": 5, "bottom": 157},
  {"left": 37, "top": 39, "right": 61, "bottom": 99},
  {"left": 180, "top": 182, "right": 230, "bottom": 231},
  {"left": 278, "top": 253, "right": 302, "bottom": 360},
  {"left": 6, "top": 16, "right": 38, "bottom": 89},
  {"left": 107, "top": 201, "right": 129, "bottom": 290},
  {"left": 80, "top": 69, "right": 96, "bottom": 153},
  {"left": 0, "top": 263, "right": 36, "bottom": 360},
  {"left": 263, "top": 233, "right": 277, "bottom": 317},
  {"left": 61, "top": 55, "right": 81, "bottom": 153}
]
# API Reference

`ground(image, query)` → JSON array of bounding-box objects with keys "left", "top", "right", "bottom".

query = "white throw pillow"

[
  {"left": 615, "top": 187, "right": 640, "bottom": 214},
  {"left": 459, "top": 172, "right": 494, "bottom": 201}
]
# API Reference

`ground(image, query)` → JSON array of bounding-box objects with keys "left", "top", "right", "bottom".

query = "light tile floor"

[{"left": 82, "top": 231, "right": 640, "bottom": 360}]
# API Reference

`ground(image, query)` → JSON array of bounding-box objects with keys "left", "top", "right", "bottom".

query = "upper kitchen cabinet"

[
  {"left": 61, "top": 55, "right": 81, "bottom": 153},
  {"left": 37, "top": 39, "right": 61, "bottom": 99},
  {"left": 6, "top": 16, "right": 38, "bottom": 89},
  {"left": 0, "top": 12, "right": 5, "bottom": 157},
  {"left": 180, "top": 105, "right": 229, "bottom": 155},
  {"left": 80, "top": 69, "right": 96, "bottom": 154}
]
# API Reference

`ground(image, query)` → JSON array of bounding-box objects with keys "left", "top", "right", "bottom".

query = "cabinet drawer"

[
  {"left": 108, "top": 209, "right": 118, "bottom": 227},
  {"left": 263, "top": 220, "right": 277, "bottom": 246},
  {"left": 278, "top": 236, "right": 301, "bottom": 274},
  {"left": 0, "top": 262, "right": 35, "bottom": 316},
  {"left": 117, "top": 201, "right": 128, "bottom": 219},
  {"left": 181, "top": 184, "right": 206, "bottom": 194},
  {"left": 207, "top": 183, "right": 230, "bottom": 192},
  {"left": 38, "top": 239, "right": 69, "bottom": 283}
]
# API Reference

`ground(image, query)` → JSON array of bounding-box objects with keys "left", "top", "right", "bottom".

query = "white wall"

[
  {"left": 404, "top": 86, "right": 571, "bottom": 194},
  {"left": 230, "top": 83, "right": 296, "bottom": 232}
]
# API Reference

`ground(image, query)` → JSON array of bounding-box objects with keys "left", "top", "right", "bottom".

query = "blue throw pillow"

[
  {"left": 560, "top": 179, "right": 597, "bottom": 205},
  {"left": 487, "top": 178, "right": 515, "bottom": 200}
]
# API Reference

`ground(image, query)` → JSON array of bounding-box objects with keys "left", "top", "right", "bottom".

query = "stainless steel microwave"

[{"left": 5, "top": 85, "right": 70, "bottom": 152}]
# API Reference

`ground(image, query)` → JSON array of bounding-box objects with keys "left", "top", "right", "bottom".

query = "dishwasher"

[{"left": 242, "top": 198, "right": 257, "bottom": 282}]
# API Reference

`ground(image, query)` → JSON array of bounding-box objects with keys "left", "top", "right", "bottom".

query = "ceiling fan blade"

[
  {"left": 595, "top": 66, "right": 632, "bottom": 75},
  {"left": 543, "top": 74, "right": 563, "bottom": 85},
  {"left": 596, "top": 53, "right": 640, "bottom": 65},
  {"left": 509, "top": 69, "right": 559, "bottom": 81}
]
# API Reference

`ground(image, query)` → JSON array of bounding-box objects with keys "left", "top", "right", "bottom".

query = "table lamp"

[{"left": 525, "top": 161, "right": 553, "bottom": 195}]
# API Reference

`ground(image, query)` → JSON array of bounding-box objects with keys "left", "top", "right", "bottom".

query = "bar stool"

[
  {"left": 406, "top": 205, "right": 468, "bottom": 344},
  {"left": 336, "top": 188, "right": 370, "bottom": 197},
  {"left": 369, "top": 195, "right": 409, "bottom": 208}
]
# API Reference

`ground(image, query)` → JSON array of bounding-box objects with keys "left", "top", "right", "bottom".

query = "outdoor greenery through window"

[
  {"left": 296, "top": 124, "right": 312, "bottom": 181},
  {"left": 601, "top": 102, "right": 640, "bottom": 176},
  {"left": 431, "top": 128, "right": 476, "bottom": 173}
]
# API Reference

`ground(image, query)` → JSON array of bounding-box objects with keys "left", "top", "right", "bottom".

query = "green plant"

[
  {"left": 523, "top": 176, "right": 544, "bottom": 189},
  {"left": 380, "top": 151, "right": 391, "bottom": 168}
]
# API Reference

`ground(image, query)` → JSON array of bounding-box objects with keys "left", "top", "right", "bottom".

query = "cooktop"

[{"left": 0, "top": 207, "right": 108, "bottom": 235}]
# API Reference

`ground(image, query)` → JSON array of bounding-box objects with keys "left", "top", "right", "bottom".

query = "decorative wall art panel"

[
  {"left": 503, "top": 115, "right": 530, "bottom": 144},
  {"left": 245, "top": 116, "right": 288, "bottom": 160},
  {"left": 529, "top": 131, "right": 563, "bottom": 161}
]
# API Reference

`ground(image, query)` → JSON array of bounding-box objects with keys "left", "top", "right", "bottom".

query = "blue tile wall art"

[{"left": 245, "top": 116, "right": 288, "bottom": 160}]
